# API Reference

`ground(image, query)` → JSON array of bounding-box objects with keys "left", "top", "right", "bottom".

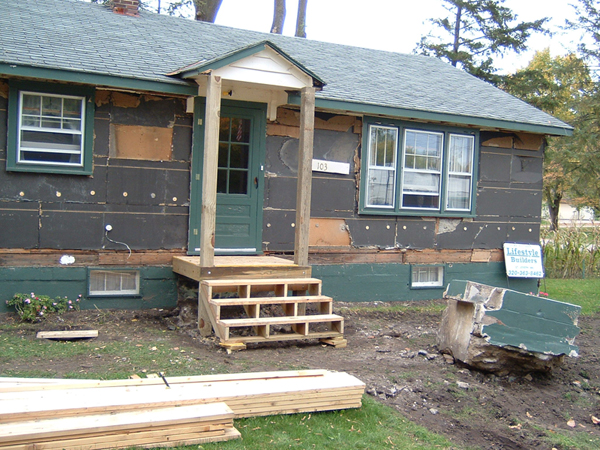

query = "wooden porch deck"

[{"left": 172, "top": 255, "right": 312, "bottom": 282}]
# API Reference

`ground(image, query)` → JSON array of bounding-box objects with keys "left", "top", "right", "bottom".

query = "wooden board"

[
  {"left": 0, "top": 370, "right": 328, "bottom": 393},
  {"left": 173, "top": 255, "right": 311, "bottom": 281},
  {"left": 0, "top": 371, "right": 365, "bottom": 422},
  {"left": 0, "top": 402, "right": 234, "bottom": 444},
  {"left": 37, "top": 330, "right": 98, "bottom": 340},
  {"left": 0, "top": 427, "right": 240, "bottom": 450}
]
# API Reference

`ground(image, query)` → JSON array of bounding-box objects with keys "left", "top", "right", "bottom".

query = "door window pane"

[{"left": 217, "top": 116, "right": 251, "bottom": 195}]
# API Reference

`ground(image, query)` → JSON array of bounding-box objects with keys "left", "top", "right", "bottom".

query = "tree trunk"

[
  {"left": 547, "top": 192, "right": 562, "bottom": 231},
  {"left": 194, "top": 0, "right": 223, "bottom": 22},
  {"left": 271, "top": 0, "right": 286, "bottom": 34},
  {"left": 451, "top": 4, "right": 462, "bottom": 67},
  {"left": 295, "top": 0, "right": 307, "bottom": 38}
]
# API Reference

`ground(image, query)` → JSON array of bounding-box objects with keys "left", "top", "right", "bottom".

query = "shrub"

[
  {"left": 6, "top": 292, "right": 81, "bottom": 322},
  {"left": 542, "top": 227, "right": 600, "bottom": 278}
]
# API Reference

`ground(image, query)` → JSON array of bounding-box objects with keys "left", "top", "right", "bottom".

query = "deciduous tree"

[
  {"left": 271, "top": 0, "right": 286, "bottom": 34},
  {"left": 504, "top": 50, "right": 593, "bottom": 229},
  {"left": 416, "top": 0, "right": 547, "bottom": 84},
  {"left": 270, "top": 0, "right": 308, "bottom": 37},
  {"left": 168, "top": 0, "right": 223, "bottom": 22}
]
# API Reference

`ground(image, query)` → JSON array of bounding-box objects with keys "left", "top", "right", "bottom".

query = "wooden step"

[
  {"left": 217, "top": 314, "right": 344, "bottom": 342},
  {"left": 209, "top": 295, "right": 333, "bottom": 318},
  {"left": 209, "top": 294, "right": 332, "bottom": 307},
  {"left": 202, "top": 277, "right": 322, "bottom": 296},
  {"left": 218, "top": 314, "right": 343, "bottom": 328},
  {"left": 198, "top": 276, "right": 345, "bottom": 346}
]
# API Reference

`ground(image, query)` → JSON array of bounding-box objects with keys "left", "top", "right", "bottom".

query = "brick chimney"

[{"left": 112, "top": 0, "right": 139, "bottom": 16}]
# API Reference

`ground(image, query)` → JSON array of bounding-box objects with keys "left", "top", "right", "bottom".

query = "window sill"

[
  {"left": 359, "top": 207, "right": 475, "bottom": 219},
  {"left": 6, "top": 163, "right": 93, "bottom": 176}
]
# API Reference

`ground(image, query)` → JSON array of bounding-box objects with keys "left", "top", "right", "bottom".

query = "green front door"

[{"left": 188, "top": 100, "right": 266, "bottom": 255}]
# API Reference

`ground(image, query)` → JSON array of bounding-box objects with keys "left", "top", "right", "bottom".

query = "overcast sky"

[{"left": 153, "top": 0, "right": 582, "bottom": 74}]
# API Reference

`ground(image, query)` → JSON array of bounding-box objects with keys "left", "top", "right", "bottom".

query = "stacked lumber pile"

[
  {"left": 0, "top": 370, "right": 365, "bottom": 449},
  {"left": 0, "top": 403, "right": 239, "bottom": 450}
]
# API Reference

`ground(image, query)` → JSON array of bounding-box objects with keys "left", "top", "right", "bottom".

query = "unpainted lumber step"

[
  {"left": 201, "top": 277, "right": 322, "bottom": 287},
  {"left": 218, "top": 314, "right": 343, "bottom": 328},
  {"left": 209, "top": 295, "right": 332, "bottom": 307}
]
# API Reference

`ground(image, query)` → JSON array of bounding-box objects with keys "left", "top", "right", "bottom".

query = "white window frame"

[
  {"left": 446, "top": 134, "right": 475, "bottom": 212},
  {"left": 88, "top": 270, "right": 140, "bottom": 296},
  {"left": 361, "top": 120, "right": 477, "bottom": 216},
  {"left": 411, "top": 266, "right": 444, "bottom": 288},
  {"left": 365, "top": 125, "right": 398, "bottom": 208},
  {"left": 17, "top": 91, "right": 86, "bottom": 167},
  {"left": 400, "top": 129, "right": 444, "bottom": 211}
]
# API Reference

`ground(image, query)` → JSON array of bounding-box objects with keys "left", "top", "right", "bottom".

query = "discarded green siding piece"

[
  {"left": 486, "top": 308, "right": 580, "bottom": 338},
  {"left": 498, "top": 290, "right": 581, "bottom": 324},
  {"left": 482, "top": 323, "right": 579, "bottom": 357},
  {"left": 439, "top": 280, "right": 581, "bottom": 373}
]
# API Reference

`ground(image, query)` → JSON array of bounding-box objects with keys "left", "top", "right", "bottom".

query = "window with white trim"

[
  {"left": 18, "top": 92, "right": 85, "bottom": 166},
  {"left": 89, "top": 270, "right": 140, "bottom": 296},
  {"left": 366, "top": 125, "right": 398, "bottom": 208},
  {"left": 361, "top": 119, "right": 477, "bottom": 216},
  {"left": 411, "top": 266, "right": 444, "bottom": 288},
  {"left": 7, "top": 81, "right": 94, "bottom": 175}
]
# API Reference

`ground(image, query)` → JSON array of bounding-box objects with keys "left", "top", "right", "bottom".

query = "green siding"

[
  {"left": 0, "top": 267, "right": 178, "bottom": 313},
  {"left": 313, "top": 262, "right": 538, "bottom": 302}
]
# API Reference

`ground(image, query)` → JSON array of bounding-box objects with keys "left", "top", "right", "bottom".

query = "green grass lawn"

[
  {"left": 196, "top": 396, "right": 458, "bottom": 450},
  {"left": 541, "top": 278, "right": 600, "bottom": 315}
]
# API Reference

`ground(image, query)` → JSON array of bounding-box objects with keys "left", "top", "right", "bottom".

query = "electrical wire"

[{"left": 104, "top": 230, "right": 132, "bottom": 259}]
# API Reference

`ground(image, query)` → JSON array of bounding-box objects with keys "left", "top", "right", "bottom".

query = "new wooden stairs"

[{"left": 199, "top": 277, "right": 346, "bottom": 347}]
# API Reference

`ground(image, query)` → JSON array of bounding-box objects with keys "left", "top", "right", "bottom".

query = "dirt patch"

[{"left": 1, "top": 301, "right": 599, "bottom": 450}]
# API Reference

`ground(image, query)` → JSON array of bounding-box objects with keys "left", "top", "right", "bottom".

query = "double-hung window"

[
  {"left": 7, "top": 81, "right": 94, "bottom": 175},
  {"left": 361, "top": 119, "right": 476, "bottom": 216}
]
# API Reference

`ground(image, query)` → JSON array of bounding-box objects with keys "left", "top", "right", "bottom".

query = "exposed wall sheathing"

[
  {"left": 0, "top": 87, "right": 192, "bottom": 252},
  {"left": 0, "top": 86, "right": 547, "bottom": 306},
  {"left": 263, "top": 110, "right": 544, "bottom": 258}
]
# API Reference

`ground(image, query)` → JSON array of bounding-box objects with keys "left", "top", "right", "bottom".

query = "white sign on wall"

[
  {"left": 312, "top": 159, "right": 350, "bottom": 175},
  {"left": 503, "top": 243, "right": 544, "bottom": 278}
]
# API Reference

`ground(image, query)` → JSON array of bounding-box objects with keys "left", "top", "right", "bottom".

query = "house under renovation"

[{"left": 0, "top": 0, "right": 572, "bottom": 314}]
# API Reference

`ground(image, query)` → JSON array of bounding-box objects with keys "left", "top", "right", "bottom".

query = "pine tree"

[{"left": 416, "top": 0, "right": 547, "bottom": 84}]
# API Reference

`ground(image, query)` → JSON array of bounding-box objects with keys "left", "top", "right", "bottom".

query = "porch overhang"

[{"left": 177, "top": 41, "right": 322, "bottom": 268}]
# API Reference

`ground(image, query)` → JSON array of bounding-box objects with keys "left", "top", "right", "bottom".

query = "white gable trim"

[{"left": 209, "top": 47, "right": 312, "bottom": 90}]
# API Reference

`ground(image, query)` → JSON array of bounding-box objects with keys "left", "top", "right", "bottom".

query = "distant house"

[{"left": 0, "top": 0, "right": 572, "bottom": 311}]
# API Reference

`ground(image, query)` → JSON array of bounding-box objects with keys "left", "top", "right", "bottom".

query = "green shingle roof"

[{"left": 0, "top": 0, "right": 572, "bottom": 135}]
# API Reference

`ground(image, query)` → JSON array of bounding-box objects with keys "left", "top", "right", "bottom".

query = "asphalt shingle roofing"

[{"left": 0, "top": 0, "right": 571, "bottom": 135}]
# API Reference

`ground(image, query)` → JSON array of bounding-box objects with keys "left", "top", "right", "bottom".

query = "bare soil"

[{"left": 2, "top": 300, "right": 600, "bottom": 450}]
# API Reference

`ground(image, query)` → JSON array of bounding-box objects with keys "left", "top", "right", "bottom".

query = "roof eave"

[
  {"left": 289, "top": 96, "right": 573, "bottom": 136},
  {"left": 0, "top": 63, "right": 198, "bottom": 96}
]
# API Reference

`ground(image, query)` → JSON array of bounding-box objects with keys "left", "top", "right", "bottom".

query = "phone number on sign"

[{"left": 507, "top": 269, "right": 543, "bottom": 278}]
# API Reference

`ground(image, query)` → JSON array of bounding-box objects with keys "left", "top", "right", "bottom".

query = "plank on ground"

[
  {"left": 0, "top": 403, "right": 233, "bottom": 444},
  {"left": 0, "top": 369, "right": 328, "bottom": 393},
  {"left": 1, "top": 424, "right": 234, "bottom": 450},
  {"left": 36, "top": 330, "right": 98, "bottom": 340},
  {"left": 0, "top": 428, "right": 241, "bottom": 450},
  {"left": 0, "top": 372, "right": 365, "bottom": 422},
  {"left": 1, "top": 423, "right": 229, "bottom": 449}
]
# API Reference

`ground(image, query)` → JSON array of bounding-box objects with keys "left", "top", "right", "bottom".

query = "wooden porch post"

[
  {"left": 294, "top": 86, "right": 315, "bottom": 266},
  {"left": 199, "top": 73, "right": 222, "bottom": 268}
]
